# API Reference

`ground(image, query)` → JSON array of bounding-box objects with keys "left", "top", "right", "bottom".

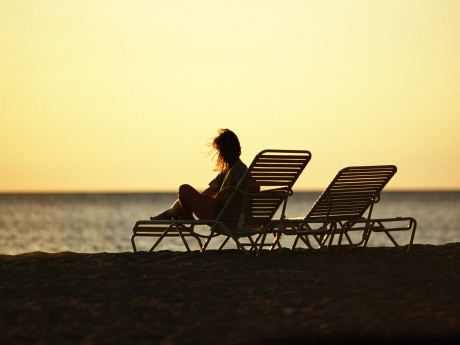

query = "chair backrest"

[
  {"left": 217, "top": 150, "right": 312, "bottom": 230},
  {"left": 305, "top": 165, "right": 397, "bottom": 221}
]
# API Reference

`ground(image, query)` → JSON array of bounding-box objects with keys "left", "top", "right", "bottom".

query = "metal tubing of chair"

[
  {"left": 326, "top": 225, "right": 337, "bottom": 251},
  {"left": 383, "top": 230, "right": 403, "bottom": 252},
  {"left": 344, "top": 231, "right": 354, "bottom": 245},
  {"left": 291, "top": 234, "right": 302, "bottom": 249},
  {"left": 247, "top": 236, "right": 260, "bottom": 253},
  {"left": 275, "top": 234, "right": 283, "bottom": 249},
  {"left": 316, "top": 234, "right": 326, "bottom": 250},
  {"left": 251, "top": 233, "right": 263, "bottom": 250},
  {"left": 336, "top": 217, "right": 417, "bottom": 252},
  {"left": 367, "top": 199, "right": 376, "bottom": 220},
  {"left": 257, "top": 225, "right": 271, "bottom": 253},
  {"left": 279, "top": 195, "right": 289, "bottom": 221},
  {"left": 273, "top": 220, "right": 287, "bottom": 246},
  {"left": 292, "top": 235, "right": 300, "bottom": 250},
  {"left": 269, "top": 233, "right": 283, "bottom": 251},
  {"left": 297, "top": 234, "right": 315, "bottom": 250},
  {"left": 184, "top": 224, "right": 203, "bottom": 248},
  {"left": 216, "top": 222, "right": 250, "bottom": 255},
  {"left": 336, "top": 223, "right": 348, "bottom": 253},
  {"left": 194, "top": 235, "right": 203, "bottom": 249},
  {"left": 218, "top": 236, "right": 230, "bottom": 250},
  {"left": 131, "top": 235, "right": 137, "bottom": 253},
  {"left": 320, "top": 232, "right": 331, "bottom": 248},
  {"left": 249, "top": 241, "right": 259, "bottom": 254},
  {"left": 312, "top": 233, "right": 325, "bottom": 247},
  {"left": 305, "top": 224, "right": 332, "bottom": 250},
  {"left": 313, "top": 234, "right": 326, "bottom": 249},
  {"left": 362, "top": 223, "right": 373, "bottom": 248},
  {"left": 407, "top": 218, "right": 417, "bottom": 252},
  {"left": 268, "top": 234, "right": 279, "bottom": 250},
  {"left": 174, "top": 224, "right": 191, "bottom": 251},
  {"left": 314, "top": 221, "right": 335, "bottom": 250},
  {"left": 201, "top": 222, "right": 219, "bottom": 252},
  {"left": 358, "top": 223, "right": 372, "bottom": 248},
  {"left": 298, "top": 223, "right": 320, "bottom": 243},
  {"left": 258, "top": 231, "right": 270, "bottom": 252},
  {"left": 200, "top": 232, "right": 212, "bottom": 252},
  {"left": 149, "top": 224, "right": 176, "bottom": 252},
  {"left": 263, "top": 219, "right": 335, "bottom": 250},
  {"left": 182, "top": 224, "right": 202, "bottom": 248},
  {"left": 286, "top": 223, "right": 306, "bottom": 249},
  {"left": 256, "top": 229, "right": 272, "bottom": 256}
]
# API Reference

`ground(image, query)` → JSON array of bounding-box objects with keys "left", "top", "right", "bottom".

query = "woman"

[{"left": 151, "top": 129, "right": 247, "bottom": 221}]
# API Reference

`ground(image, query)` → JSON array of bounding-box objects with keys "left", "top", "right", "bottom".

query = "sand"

[{"left": 1, "top": 243, "right": 460, "bottom": 345}]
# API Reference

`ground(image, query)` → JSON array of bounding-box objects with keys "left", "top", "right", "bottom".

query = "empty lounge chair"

[{"left": 259, "top": 165, "right": 417, "bottom": 252}]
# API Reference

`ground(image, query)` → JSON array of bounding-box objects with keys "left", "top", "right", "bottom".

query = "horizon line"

[{"left": 1, "top": 188, "right": 460, "bottom": 194}]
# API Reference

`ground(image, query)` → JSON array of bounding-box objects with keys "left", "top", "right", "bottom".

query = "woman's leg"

[
  {"left": 150, "top": 199, "right": 183, "bottom": 220},
  {"left": 151, "top": 184, "right": 214, "bottom": 220},
  {"left": 178, "top": 184, "right": 215, "bottom": 220}
]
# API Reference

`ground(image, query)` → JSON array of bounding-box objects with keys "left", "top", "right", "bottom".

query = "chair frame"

[
  {"left": 131, "top": 149, "right": 312, "bottom": 254},
  {"left": 263, "top": 165, "right": 417, "bottom": 252},
  {"left": 258, "top": 218, "right": 337, "bottom": 252},
  {"left": 131, "top": 220, "right": 217, "bottom": 253}
]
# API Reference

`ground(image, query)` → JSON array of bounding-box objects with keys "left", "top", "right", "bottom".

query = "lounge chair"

[
  {"left": 259, "top": 165, "right": 417, "bottom": 252},
  {"left": 131, "top": 149, "right": 312, "bottom": 254}
]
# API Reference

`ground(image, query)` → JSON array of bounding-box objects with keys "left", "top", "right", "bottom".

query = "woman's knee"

[
  {"left": 178, "top": 184, "right": 191, "bottom": 193},
  {"left": 178, "top": 184, "right": 196, "bottom": 197}
]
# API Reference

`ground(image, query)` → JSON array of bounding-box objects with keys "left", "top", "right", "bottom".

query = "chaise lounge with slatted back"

[
  {"left": 131, "top": 149, "right": 312, "bottom": 254},
  {"left": 259, "top": 165, "right": 417, "bottom": 253}
]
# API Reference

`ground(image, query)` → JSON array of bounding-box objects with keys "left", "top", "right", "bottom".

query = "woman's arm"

[
  {"left": 214, "top": 186, "right": 235, "bottom": 205},
  {"left": 201, "top": 187, "right": 217, "bottom": 197}
]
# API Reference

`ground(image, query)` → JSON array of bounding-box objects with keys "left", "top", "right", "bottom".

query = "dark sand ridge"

[{"left": 1, "top": 243, "right": 460, "bottom": 345}]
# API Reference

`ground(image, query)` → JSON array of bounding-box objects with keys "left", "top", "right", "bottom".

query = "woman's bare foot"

[{"left": 150, "top": 211, "right": 173, "bottom": 221}]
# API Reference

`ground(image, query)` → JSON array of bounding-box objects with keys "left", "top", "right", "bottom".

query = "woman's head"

[{"left": 211, "top": 129, "right": 241, "bottom": 172}]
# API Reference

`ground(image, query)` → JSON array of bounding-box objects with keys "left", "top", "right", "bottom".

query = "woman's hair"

[{"left": 209, "top": 129, "right": 241, "bottom": 172}]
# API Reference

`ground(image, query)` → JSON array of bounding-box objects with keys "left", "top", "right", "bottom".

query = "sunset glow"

[{"left": 1, "top": 0, "right": 459, "bottom": 192}]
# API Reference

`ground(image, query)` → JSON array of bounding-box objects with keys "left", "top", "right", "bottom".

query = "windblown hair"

[{"left": 209, "top": 129, "right": 241, "bottom": 172}]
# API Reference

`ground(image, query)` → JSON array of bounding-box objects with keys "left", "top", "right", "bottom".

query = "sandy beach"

[{"left": 1, "top": 243, "right": 459, "bottom": 345}]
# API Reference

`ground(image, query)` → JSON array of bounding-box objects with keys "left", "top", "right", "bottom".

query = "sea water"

[{"left": 0, "top": 192, "right": 459, "bottom": 255}]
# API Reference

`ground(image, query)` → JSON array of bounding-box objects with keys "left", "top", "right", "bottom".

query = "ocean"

[{"left": 0, "top": 192, "right": 459, "bottom": 255}]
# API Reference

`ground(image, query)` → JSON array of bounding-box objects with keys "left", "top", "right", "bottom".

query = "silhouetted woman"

[{"left": 151, "top": 129, "right": 247, "bottom": 220}]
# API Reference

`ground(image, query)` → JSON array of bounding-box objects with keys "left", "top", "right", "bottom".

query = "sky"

[{"left": 1, "top": 0, "right": 459, "bottom": 192}]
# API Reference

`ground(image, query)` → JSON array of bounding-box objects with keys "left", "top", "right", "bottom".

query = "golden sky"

[{"left": 1, "top": 0, "right": 459, "bottom": 192}]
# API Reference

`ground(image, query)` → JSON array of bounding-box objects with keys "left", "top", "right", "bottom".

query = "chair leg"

[
  {"left": 174, "top": 224, "right": 191, "bottom": 251},
  {"left": 362, "top": 223, "right": 374, "bottom": 248},
  {"left": 292, "top": 234, "right": 300, "bottom": 250},
  {"left": 407, "top": 218, "right": 417, "bottom": 252},
  {"left": 336, "top": 225, "right": 348, "bottom": 253},
  {"left": 149, "top": 236, "right": 166, "bottom": 252},
  {"left": 131, "top": 235, "right": 137, "bottom": 253},
  {"left": 185, "top": 225, "right": 202, "bottom": 249},
  {"left": 270, "top": 234, "right": 282, "bottom": 250},
  {"left": 248, "top": 236, "right": 260, "bottom": 253},
  {"left": 383, "top": 230, "right": 403, "bottom": 252},
  {"left": 258, "top": 228, "right": 270, "bottom": 253},
  {"left": 201, "top": 226, "right": 216, "bottom": 252},
  {"left": 326, "top": 232, "right": 335, "bottom": 251},
  {"left": 194, "top": 236, "right": 203, "bottom": 249},
  {"left": 218, "top": 224, "right": 249, "bottom": 255},
  {"left": 149, "top": 224, "right": 174, "bottom": 252},
  {"left": 250, "top": 234, "right": 263, "bottom": 251},
  {"left": 344, "top": 232, "right": 354, "bottom": 245},
  {"left": 298, "top": 234, "right": 315, "bottom": 250},
  {"left": 218, "top": 236, "right": 230, "bottom": 250}
]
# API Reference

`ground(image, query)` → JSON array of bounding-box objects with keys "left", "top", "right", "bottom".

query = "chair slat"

[{"left": 305, "top": 165, "right": 396, "bottom": 220}]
